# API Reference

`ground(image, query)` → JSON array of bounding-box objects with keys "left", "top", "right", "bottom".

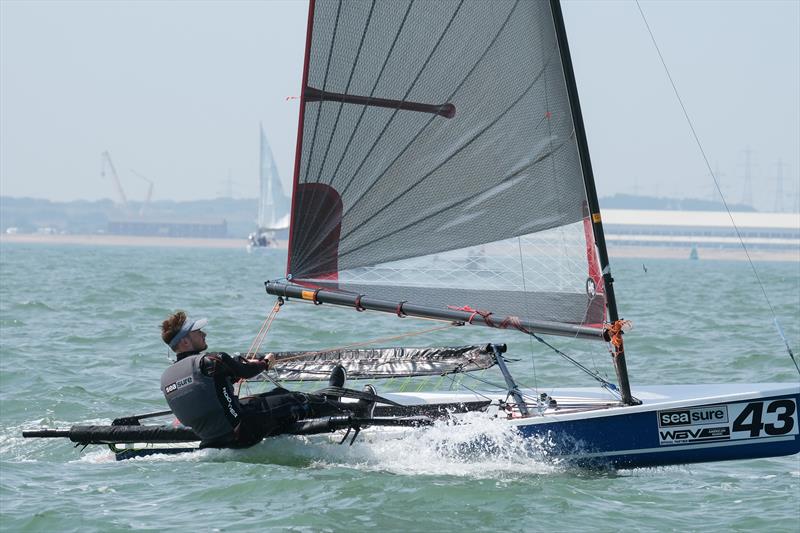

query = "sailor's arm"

[{"left": 201, "top": 352, "right": 272, "bottom": 379}]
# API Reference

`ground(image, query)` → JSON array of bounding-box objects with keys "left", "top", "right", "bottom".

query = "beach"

[{"left": 0, "top": 233, "right": 286, "bottom": 250}]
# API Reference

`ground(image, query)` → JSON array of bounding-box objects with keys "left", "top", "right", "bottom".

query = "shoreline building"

[{"left": 602, "top": 209, "right": 799, "bottom": 259}]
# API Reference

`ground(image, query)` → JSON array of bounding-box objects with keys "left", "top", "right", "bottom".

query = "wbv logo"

[
  {"left": 659, "top": 426, "right": 731, "bottom": 443},
  {"left": 658, "top": 405, "right": 729, "bottom": 427}
]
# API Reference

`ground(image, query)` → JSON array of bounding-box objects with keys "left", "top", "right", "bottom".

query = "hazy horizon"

[{"left": 1, "top": 0, "right": 798, "bottom": 213}]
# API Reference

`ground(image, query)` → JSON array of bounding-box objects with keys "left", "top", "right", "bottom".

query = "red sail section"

[
  {"left": 582, "top": 206, "right": 605, "bottom": 326},
  {"left": 288, "top": 183, "right": 343, "bottom": 282}
]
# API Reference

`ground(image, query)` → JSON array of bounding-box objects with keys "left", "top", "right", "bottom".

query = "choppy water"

[{"left": 1, "top": 243, "right": 798, "bottom": 532}]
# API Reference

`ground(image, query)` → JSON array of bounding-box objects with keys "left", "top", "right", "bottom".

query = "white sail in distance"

[{"left": 257, "top": 124, "right": 290, "bottom": 231}]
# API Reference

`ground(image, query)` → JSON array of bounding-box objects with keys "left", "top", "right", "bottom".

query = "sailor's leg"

[{"left": 239, "top": 391, "right": 348, "bottom": 438}]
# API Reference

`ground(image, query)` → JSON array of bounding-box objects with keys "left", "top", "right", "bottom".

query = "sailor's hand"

[{"left": 264, "top": 352, "right": 277, "bottom": 370}]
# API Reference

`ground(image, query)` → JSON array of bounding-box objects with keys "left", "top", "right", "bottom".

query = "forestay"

[{"left": 285, "top": 0, "right": 607, "bottom": 334}]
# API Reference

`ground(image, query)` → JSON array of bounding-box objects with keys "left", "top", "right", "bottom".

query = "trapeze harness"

[{"left": 160, "top": 351, "right": 345, "bottom": 448}]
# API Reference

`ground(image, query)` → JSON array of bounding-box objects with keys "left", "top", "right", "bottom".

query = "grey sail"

[{"left": 275, "top": 0, "right": 610, "bottom": 337}]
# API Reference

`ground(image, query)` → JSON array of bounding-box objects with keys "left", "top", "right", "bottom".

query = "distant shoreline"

[
  {"left": 0, "top": 233, "right": 279, "bottom": 249},
  {"left": 606, "top": 245, "right": 798, "bottom": 262},
  {"left": 1, "top": 234, "right": 795, "bottom": 261}
]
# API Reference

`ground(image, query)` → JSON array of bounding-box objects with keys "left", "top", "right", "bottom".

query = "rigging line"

[
  {"left": 545, "top": 282, "right": 614, "bottom": 387},
  {"left": 293, "top": 0, "right": 414, "bottom": 260},
  {"left": 575, "top": 279, "right": 608, "bottom": 382},
  {"left": 337, "top": 0, "right": 466, "bottom": 200},
  {"left": 634, "top": 1, "right": 797, "bottom": 375},
  {"left": 442, "top": 373, "right": 495, "bottom": 402},
  {"left": 245, "top": 314, "right": 271, "bottom": 359},
  {"left": 247, "top": 306, "right": 278, "bottom": 357},
  {"left": 529, "top": 331, "right": 616, "bottom": 390},
  {"left": 246, "top": 298, "right": 283, "bottom": 359},
  {"left": 337, "top": 59, "right": 566, "bottom": 262},
  {"left": 516, "top": 235, "right": 540, "bottom": 395},
  {"left": 774, "top": 317, "right": 800, "bottom": 375},
  {"left": 245, "top": 304, "right": 277, "bottom": 357},
  {"left": 237, "top": 302, "right": 284, "bottom": 395},
  {"left": 488, "top": 374, "right": 551, "bottom": 407},
  {"left": 459, "top": 369, "right": 516, "bottom": 393}
]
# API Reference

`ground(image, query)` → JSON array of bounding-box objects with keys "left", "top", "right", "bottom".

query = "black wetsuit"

[{"left": 165, "top": 350, "right": 346, "bottom": 448}]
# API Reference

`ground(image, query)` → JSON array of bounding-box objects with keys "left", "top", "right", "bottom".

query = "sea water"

[{"left": 1, "top": 242, "right": 798, "bottom": 532}]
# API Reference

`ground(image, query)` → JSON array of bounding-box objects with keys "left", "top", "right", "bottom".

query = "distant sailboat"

[{"left": 248, "top": 124, "right": 290, "bottom": 250}]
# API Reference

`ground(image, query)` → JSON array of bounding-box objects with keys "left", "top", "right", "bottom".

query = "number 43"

[{"left": 732, "top": 399, "right": 796, "bottom": 437}]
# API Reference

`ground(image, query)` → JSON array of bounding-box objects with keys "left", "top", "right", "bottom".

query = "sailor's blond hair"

[{"left": 161, "top": 311, "right": 187, "bottom": 346}]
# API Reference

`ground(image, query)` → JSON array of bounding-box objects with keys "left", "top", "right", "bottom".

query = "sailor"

[{"left": 160, "top": 311, "right": 361, "bottom": 448}]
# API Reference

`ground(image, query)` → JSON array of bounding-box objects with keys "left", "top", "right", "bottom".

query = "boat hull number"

[{"left": 657, "top": 398, "right": 798, "bottom": 446}]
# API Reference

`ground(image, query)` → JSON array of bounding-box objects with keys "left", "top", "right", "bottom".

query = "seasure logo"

[
  {"left": 221, "top": 387, "right": 238, "bottom": 418},
  {"left": 164, "top": 376, "right": 193, "bottom": 395},
  {"left": 658, "top": 405, "right": 729, "bottom": 427}
]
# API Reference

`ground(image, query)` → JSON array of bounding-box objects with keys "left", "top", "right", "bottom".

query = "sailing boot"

[
  {"left": 356, "top": 384, "right": 377, "bottom": 419},
  {"left": 328, "top": 364, "right": 346, "bottom": 387},
  {"left": 326, "top": 364, "right": 347, "bottom": 401}
]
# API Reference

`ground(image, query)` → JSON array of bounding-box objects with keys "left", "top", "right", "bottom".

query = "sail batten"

[{"left": 286, "top": 0, "right": 608, "bottom": 335}]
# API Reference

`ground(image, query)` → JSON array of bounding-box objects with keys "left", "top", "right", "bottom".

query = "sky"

[{"left": 1, "top": 0, "right": 798, "bottom": 212}]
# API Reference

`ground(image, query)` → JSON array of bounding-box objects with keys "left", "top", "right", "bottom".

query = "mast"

[{"left": 549, "top": 0, "right": 634, "bottom": 405}]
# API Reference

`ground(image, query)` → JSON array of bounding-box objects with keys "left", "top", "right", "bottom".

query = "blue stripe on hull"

[{"left": 516, "top": 393, "right": 800, "bottom": 469}]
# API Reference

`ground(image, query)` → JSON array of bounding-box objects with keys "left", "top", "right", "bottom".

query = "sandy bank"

[{"left": 0, "top": 233, "right": 287, "bottom": 250}]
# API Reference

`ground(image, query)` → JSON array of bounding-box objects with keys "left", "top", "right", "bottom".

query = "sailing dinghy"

[
  {"left": 247, "top": 123, "right": 290, "bottom": 250},
  {"left": 24, "top": 0, "right": 799, "bottom": 467}
]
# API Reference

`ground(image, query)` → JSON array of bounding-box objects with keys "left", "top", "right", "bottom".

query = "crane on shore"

[
  {"left": 131, "top": 170, "right": 154, "bottom": 216},
  {"left": 101, "top": 151, "right": 155, "bottom": 216},
  {"left": 100, "top": 151, "right": 128, "bottom": 209}
]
